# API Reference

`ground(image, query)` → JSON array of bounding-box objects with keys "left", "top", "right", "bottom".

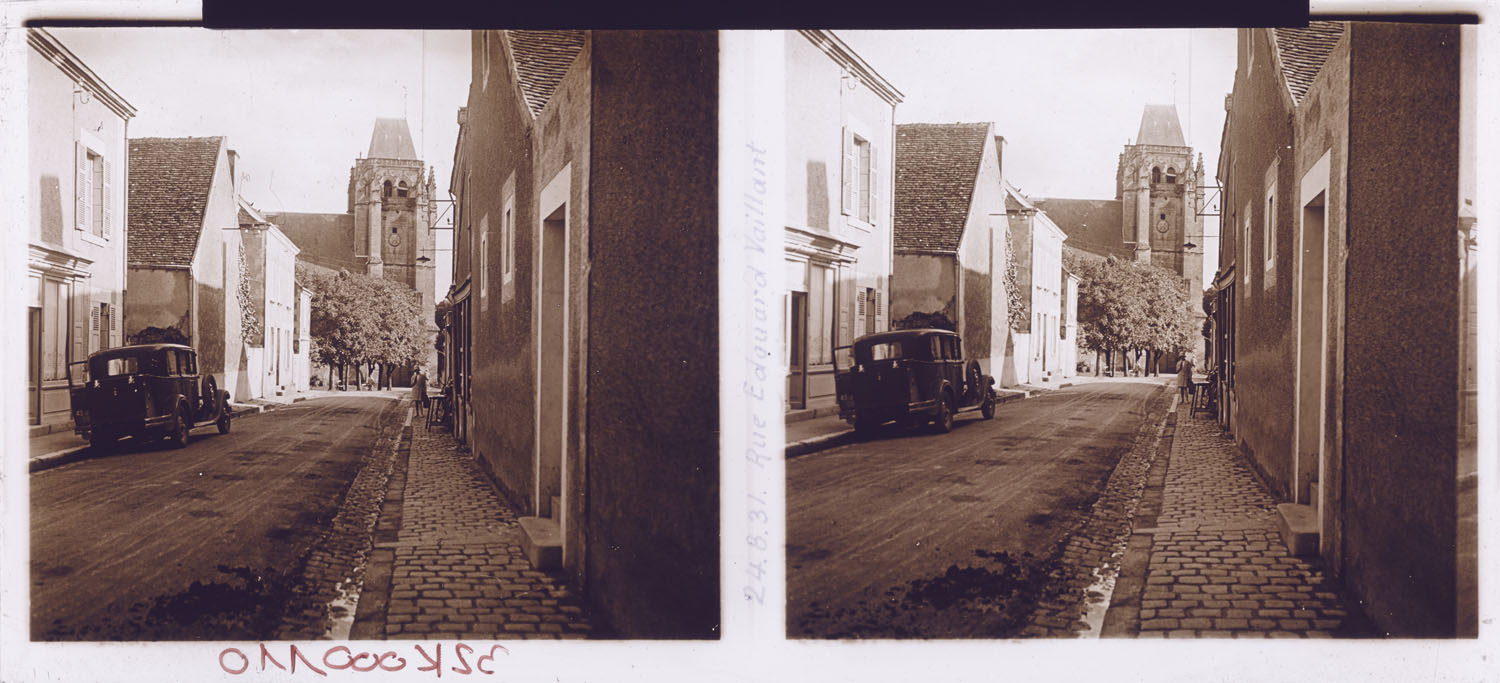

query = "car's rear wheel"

[
  {"left": 933, "top": 392, "right": 955, "bottom": 433},
  {"left": 165, "top": 402, "right": 189, "bottom": 449},
  {"left": 854, "top": 415, "right": 880, "bottom": 438},
  {"left": 89, "top": 431, "right": 113, "bottom": 452}
]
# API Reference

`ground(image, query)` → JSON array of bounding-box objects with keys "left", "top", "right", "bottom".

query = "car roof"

[
  {"left": 88, "top": 343, "right": 194, "bottom": 360},
  {"left": 853, "top": 328, "right": 957, "bottom": 346}
]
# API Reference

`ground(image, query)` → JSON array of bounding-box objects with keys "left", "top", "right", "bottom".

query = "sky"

[
  {"left": 841, "top": 29, "right": 1237, "bottom": 284},
  {"left": 52, "top": 27, "right": 471, "bottom": 294},
  {"left": 49, "top": 28, "right": 1236, "bottom": 292}
]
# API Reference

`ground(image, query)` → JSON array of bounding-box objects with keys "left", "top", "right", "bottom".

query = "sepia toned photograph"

[
  {"left": 779, "top": 25, "right": 1478, "bottom": 640},
  {"left": 5, "top": 14, "right": 1493, "bottom": 683},
  {"left": 21, "top": 27, "right": 719, "bottom": 643}
]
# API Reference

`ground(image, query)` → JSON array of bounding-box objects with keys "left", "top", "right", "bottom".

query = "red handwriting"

[{"left": 218, "top": 643, "right": 509, "bottom": 676}]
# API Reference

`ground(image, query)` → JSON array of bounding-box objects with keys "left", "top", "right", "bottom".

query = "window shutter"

[
  {"left": 75, "top": 142, "right": 87, "bottom": 231},
  {"left": 110, "top": 299, "right": 119, "bottom": 347},
  {"left": 841, "top": 127, "right": 854, "bottom": 216},
  {"left": 102, "top": 159, "right": 112, "bottom": 238},
  {"left": 72, "top": 312, "right": 85, "bottom": 371},
  {"left": 854, "top": 289, "right": 866, "bottom": 334},
  {"left": 868, "top": 144, "right": 879, "bottom": 224},
  {"left": 89, "top": 306, "right": 100, "bottom": 354}
]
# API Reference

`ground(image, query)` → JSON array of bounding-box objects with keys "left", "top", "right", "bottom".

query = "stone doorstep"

[
  {"left": 1274, "top": 503, "right": 1319, "bottom": 557},
  {"left": 518, "top": 516, "right": 562, "bottom": 570}
]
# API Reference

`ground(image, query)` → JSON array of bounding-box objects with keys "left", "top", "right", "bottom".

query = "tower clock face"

[
  {"left": 1156, "top": 217, "right": 1169, "bottom": 234},
  {"left": 388, "top": 230, "right": 402, "bottom": 247}
]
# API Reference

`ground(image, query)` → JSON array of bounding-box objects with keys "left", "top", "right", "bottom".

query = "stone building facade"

[
  {"left": 26, "top": 28, "right": 135, "bottom": 427},
  {"left": 447, "top": 30, "right": 719, "bottom": 638},
  {"left": 781, "top": 30, "right": 901, "bottom": 415},
  {"left": 267, "top": 118, "right": 439, "bottom": 379},
  {"left": 124, "top": 135, "right": 244, "bottom": 400},
  {"left": 1215, "top": 21, "right": 1476, "bottom": 637},
  {"left": 1036, "top": 104, "right": 1207, "bottom": 362},
  {"left": 889, "top": 122, "right": 1009, "bottom": 379}
]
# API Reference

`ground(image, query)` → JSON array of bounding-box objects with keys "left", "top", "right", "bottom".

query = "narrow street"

[
  {"left": 786, "top": 378, "right": 1172, "bottom": 638},
  {"left": 30, "top": 394, "right": 406, "bottom": 640}
]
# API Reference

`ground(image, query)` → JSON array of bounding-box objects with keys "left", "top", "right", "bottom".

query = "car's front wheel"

[
  {"left": 89, "top": 431, "right": 113, "bottom": 452},
  {"left": 165, "top": 402, "right": 190, "bottom": 449},
  {"left": 854, "top": 415, "right": 880, "bottom": 438},
  {"left": 980, "top": 390, "right": 996, "bottom": 420},
  {"left": 217, "top": 398, "right": 231, "bottom": 434},
  {"left": 933, "top": 392, "right": 955, "bottom": 433}
]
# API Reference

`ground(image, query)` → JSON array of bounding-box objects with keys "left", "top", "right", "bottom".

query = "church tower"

[
  {"left": 348, "top": 118, "right": 439, "bottom": 372},
  {"left": 1115, "top": 104, "right": 1205, "bottom": 310}
]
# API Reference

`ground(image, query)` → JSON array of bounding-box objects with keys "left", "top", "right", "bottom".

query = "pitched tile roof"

[
  {"left": 367, "top": 118, "right": 419, "bottom": 160},
  {"left": 1272, "top": 22, "right": 1346, "bottom": 104},
  {"left": 506, "top": 30, "right": 586, "bottom": 118},
  {"left": 1031, "top": 198, "right": 1132, "bottom": 260},
  {"left": 1136, "top": 104, "right": 1187, "bottom": 147},
  {"left": 128, "top": 136, "right": 223, "bottom": 268},
  {"left": 893, "top": 122, "right": 992, "bottom": 253},
  {"left": 265, "top": 211, "right": 359, "bottom": 273}
]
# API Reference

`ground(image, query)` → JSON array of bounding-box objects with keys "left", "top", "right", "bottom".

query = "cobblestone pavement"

[
  {"left": 1127, "top": 405, "right": 1360, "bottom": 638},
  {"left": 378, "top": 419, "right": 593, "bottom": 640},
  {"left": 1021, "top": 386, "right": 1175, "bottom": 637}
]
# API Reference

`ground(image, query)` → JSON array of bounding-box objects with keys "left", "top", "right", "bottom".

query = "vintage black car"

[
  {"left": 69, "top": 343, "right": 231, "bottom": 450},
  {"left": 835, "top": 328, "right": 997, "bottom": 435}
]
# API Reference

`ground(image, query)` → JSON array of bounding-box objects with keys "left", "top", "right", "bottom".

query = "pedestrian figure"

[
  {"left": 412, "top": 368, "right": 429, "bottom": 417},
  {"left": 1176, "top": 355, "right": 1195, "bottom": 403}
]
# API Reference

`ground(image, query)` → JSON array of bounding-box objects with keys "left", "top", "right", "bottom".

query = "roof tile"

[
  {"left": 506, "top": 30, "right": 586, "bottom": 119},
  {"left": 127, "top": 136, "right": 223, "bottom": 268},
  {"left": 1272, "top": 23, "right": 1346, "bottom": 104},
  {"left": 893, "top": 122, "right": 991, "bottom": 253}
]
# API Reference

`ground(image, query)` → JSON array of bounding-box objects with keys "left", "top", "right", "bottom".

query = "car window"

[
  {"left": 93, "top": 357, "right": 137, "bottom": 378},
  {"left": 930, "top": 336, "right": 942, "bottom": 360},
  {"left": 185, "top": 352, "right": 197, "bottom": 375},
  {"left": 141, "top": 352, "right": 168, "bottom": 376},
  {"left": 864, "top": 341, "right": 903, "bottom": 362}
]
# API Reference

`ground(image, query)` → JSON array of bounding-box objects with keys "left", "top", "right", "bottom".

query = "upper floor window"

[
  {"left": 1166, "top": 167, "right": 1178, "bottom": 184},
  {"left": 397, "top": 180, "right": 409, "bottom": 198},
  {"left": 382, "top": 180, "right": 393, "bottom": 198},
  {"left": 1264, "top": 159, "right": 1279, "bottom": 281},
  {"left": 1241, "top": 202, "right": 1253, "bottom": 296},
  {"left": 502, "top": 197, "right": 515, "bottom": 290},
  {"left": 479, "top": 213, "right": 490, "bottom": 311},
  {"left": 1152, "top": 166, "right": 1162, "bottom": 184},
  {"left": 75, "top": 141, "right": 110, "bottom": 239},
  {"left": 842, "top": 127, "right": 878, "bottom": 225}
]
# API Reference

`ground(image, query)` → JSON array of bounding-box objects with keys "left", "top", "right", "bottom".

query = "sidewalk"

[
  {"left": 352, "top": 413, "right": 594, "bottom": 640},
  {"left": 1103, "top": 402, "right": 1365, "bottom": 638}
]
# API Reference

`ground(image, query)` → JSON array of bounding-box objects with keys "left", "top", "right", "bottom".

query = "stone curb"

[{"left": 783, "top": 381, "right": 1071, "bottom": 459}]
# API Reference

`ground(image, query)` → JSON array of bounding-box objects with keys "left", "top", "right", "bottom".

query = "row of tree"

[
  {"left": 297, "top": 263, "right": 427, "bottom": 390},
  {"left": 1067, "top": 253, "right": 1196, "bottom": 376}
]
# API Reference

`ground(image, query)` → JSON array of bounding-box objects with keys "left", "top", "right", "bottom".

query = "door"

[
  {"left": 537, "top": 203, "right": 567, "bottom": 521},
  {"left": 788, "top": 292, "right": 807, "bottom": 409}
]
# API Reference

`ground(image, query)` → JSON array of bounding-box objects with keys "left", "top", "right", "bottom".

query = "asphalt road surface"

[
  {"left": 787, "top": 379, "right": 1168, "bottom": 638},
  {"left": 31, "top": 394, "right": 405, "bottom": 640}
]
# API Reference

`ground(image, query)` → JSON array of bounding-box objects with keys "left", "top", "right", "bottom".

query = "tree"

[
  {"left": 299, "top": 264, "right": 427, "bottom": 390},
  {"left": 1069, "top": 254, "right": 1191, "bottom": 376}
]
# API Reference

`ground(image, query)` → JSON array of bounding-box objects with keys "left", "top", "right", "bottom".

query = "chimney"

[
  {"left": 993, "top": 135, "right": 1007, "bottom": 185},
  {"left": 227, "top": 148, "right": 241, "bottom": 199}
]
